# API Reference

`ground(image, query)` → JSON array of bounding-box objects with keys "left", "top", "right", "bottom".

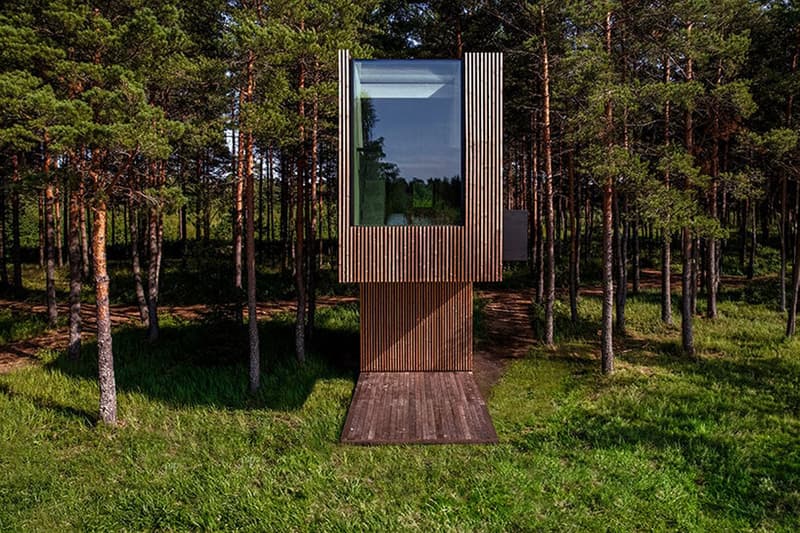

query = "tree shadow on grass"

[
  {"left": 44, "top": 310, "right": 359, "bottom": 412},
  {"left": 0, "top": 382, "right": 97, "bottom": 426},
  {"left": 514, "top": 343, "right": 800, "bottom": 526}
]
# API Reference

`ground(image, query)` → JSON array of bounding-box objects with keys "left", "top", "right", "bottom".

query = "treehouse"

[{"left": 338, "top": 51, "right": 504, "bottom": 444}]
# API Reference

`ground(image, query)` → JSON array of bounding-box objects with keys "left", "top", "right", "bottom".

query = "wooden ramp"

[{"left": 341, "top": 372, "right": 498, "bottom": 445}]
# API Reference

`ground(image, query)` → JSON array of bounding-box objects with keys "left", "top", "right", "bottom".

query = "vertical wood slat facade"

[
  {"left": 338, "top": 50, "right": 503, "bottom": 283},
  {"left": 360, "top": 283, "right": 472, "bottom": 371},
  {"left": 339, "top": 50, "right": 502, "bottom": 372}
]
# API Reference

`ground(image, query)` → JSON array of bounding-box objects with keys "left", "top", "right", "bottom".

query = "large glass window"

[{"left": 352, "top": 59, "right": 463, "bottom": 226}]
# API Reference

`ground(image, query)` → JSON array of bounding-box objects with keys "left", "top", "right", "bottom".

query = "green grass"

[
  {"left": 0, "top": 308, "right": 52, "bottom": 345},
  {"left": 1, "top": 291, "right": 799, "bottom": 531}
]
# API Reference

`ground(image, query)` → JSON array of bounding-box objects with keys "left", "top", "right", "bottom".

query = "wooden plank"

[{"left": 341, "top": 372, "right": 498, "bottom": 445}]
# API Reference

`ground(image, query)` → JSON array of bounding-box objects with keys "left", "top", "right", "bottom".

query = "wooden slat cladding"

[
  {"left": 360, "top": 282, "right": 472, "bottom": 371},
  {"left": 338, "top": 51, "right": 503, "bottom": 283}
]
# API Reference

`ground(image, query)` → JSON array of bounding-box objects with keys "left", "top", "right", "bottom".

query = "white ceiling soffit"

[{"left": 359, "top": 83, "right": 450, "bottom": 99}]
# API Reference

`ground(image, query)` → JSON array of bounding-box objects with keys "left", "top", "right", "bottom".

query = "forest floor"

[
  {"left": 2, "top": 269, "right": 799, "bottom": 530},
  {"left": 0, "top": 288, "right": 533, "bottom": 397}
]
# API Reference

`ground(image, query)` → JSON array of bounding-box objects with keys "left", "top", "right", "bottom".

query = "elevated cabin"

[{"left": 338, "top": 51, "right": 503, "bottom": 374}]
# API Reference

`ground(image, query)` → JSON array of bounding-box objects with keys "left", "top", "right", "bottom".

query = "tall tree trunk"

[
  {"left": 11, "top": 154, "right": 22, "bottom": 290},
  {"left": 781, "top": 29, "right": 799, "bottom": 313},
  {"left": 38, "top": 191, "right": 44, "bottom": 268},
  {"left": 682, "top": 29, "right": 695, "bottom": 356},
  {"left": 601, "top": 12, "right": 615, "bottom": 374},
  {"left": 541, "top": 5, "right": 555, "bottom": 346},
  {"left": 748, "top": 200, "right": 756, "bottom": 279},
  {"left": 529, "top": 114, "right": 538, "bottom": 277},
  {"left": 81, "top": 188, "right": 90, "bottom": 280},
  {"left": 43, "top": 141, "right": 58, "bottom": 328},
  {"left": 568, "top": 148, "right": 579, "bottom": 323},
  {"left": 280, "top": 155, "right": 290, "bottom": 274},
  {"left": 632, "top": 214, "right": 640, "bottom": 294},
  {"left": 129, "top": 194, "right": 149, "bottom": 327},
  {"left": 787, "top": 215, "right": 800, "bottom": 335},
  {"left": 706, "top": 62, "right": 722, "bottom": 319},
  {"left": 258, "top": 154, "right": 264, "bottom": 247},
  {"left": 306, "top": 70, "right": 320, "bottom": 343},
  {"left": 0, "top": 169, "right": 7, "bottom": 288},
  {"left": 244, "top": 50, "right": 260, "bottom": 393},
  {"left": 662, "top": 57, "right": 674, "bottom": 324},
  {"left": 146, "top": 162, "right": 162, "bottom": 342},
  {"left": 295, "top": 57, "right": 307, "bottom": 364},
  {"left": 92, "top": 169, "right": 117, "bottom": 425},
  {"left": 615, "top": 193, "right": 628, "bottom": 334},
  {"left": 68, "top": 178, "right": 82, "bottom": 359},
  {"left": 233, "top": 90, "right": 244, "bottom": 291}
]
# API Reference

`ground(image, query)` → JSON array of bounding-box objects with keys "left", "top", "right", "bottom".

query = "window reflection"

[{"left": 352, "top": 60, "right": 463, "bottom": 226}]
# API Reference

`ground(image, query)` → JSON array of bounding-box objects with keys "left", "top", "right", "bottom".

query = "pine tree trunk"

[
  {"left": 129, "top": 194, "right": 149, "bottom": 327},
  {"left": 632, "top": 214, "right": 640, "bottom": 294},
  {"left": 782, "top": 34, "right": 798, "bottom": 314},
  {"left": 601, "top": 12, "right": 614, "bottom": 374},
  {"left": 244, "top": 50, "right": 260, "bottom": 393},
  {"left": 0, "top": 170, "right": 7, "bottom": 288},
  {"left": 781, "top": 173, "right": 788, "bottom": 313},
  {"left": 146, "top": 163, "right": 162, "bottom": 342},
  {"left": 682, "top": 28, "right": 695, "bottom": 356},
  {"left": 541, "top": 6, "right": 555, "bottom": 346},
  {"left": 787, "top": 218, "right": 800, "bottom": 335},
  {"left": 55, "top": 189, "right": 64, "bottom": 267},
  {"left": 662, "top": 58, "right": 673, "bottom": 324},
  {"left": 568, "top": 149, "right": 579, "bottom": 323},
  {"left": 68, "top": 178, "right": 82, "bottom": 359},
  {"left": 295, "top": 58, "right": 307, "bottom": 364},
  {"left": 748, "top": 201, "right": 756, "bottom": 279},
  {"left": 92, "top": 177, "right": 117, "bottom": 425},
  {"left": 306, "top": 76, "right": 320, "bottom": 343},
  {"left": 44, "top": 143, "right": 58, "bottom": 328},
  {"left": 81, "top": 192, "right": 90, "bottom": 280},
  {"left": 280, "top": 156, "right": 290, "bottom": 274},
  {"left": 615, "top": 193, "right": 628, "bottom": 334},
  {"left": 38, "top": 192, "right": 44, "bottom": 268},
  {"left": 233, "top": 91, "right": 244, "bottom": 291},
  {"left": 11, "top": 154, "right": 22, "bottom": 290}
]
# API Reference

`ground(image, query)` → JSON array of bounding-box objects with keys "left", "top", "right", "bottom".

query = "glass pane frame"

[{"left": 350, "top": 58, "right": 465, "bottom": 227}]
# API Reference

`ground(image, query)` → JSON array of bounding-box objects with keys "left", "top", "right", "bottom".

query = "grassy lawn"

[
  {"left": 0, "top": 308, "right": 53, "bottom": 346},
  {"left": 1, "top": 289, "right": 799, "bottom": 530}
]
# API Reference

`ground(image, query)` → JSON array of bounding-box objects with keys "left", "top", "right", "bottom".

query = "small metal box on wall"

[{"left": 338, "top": 50, "right": 503, "bottom": 372}]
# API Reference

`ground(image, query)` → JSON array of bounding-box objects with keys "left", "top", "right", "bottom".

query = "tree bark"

[
  {"left": 541, "top": 5, "right": 555, "bottom": 346},
  {"left": 68, "top": 178, "right": 82, "bottom": 359},
  {"left": 682, "top": 26, "right": 695, "bottom": 356},
  {"left": 568, "top": 148, "right": 579, "bottom": 323},
  {"left": 615, "top": 193, "right": 628, "bottom": 334},
  {"left": 43, "top": 142, "right": 58, "bottom": 328},
  {"left": 11, "top": 154, "right": 22, "bottom": 290},
  {"left": 80, "top": 189, "right": 90, "bottom": 279},
  {"left": 662, "top": 58, "right": 673, "bottom": 324},
  {"left": 788, "top": 218, "right": 800, "bottom": 335},
  {"left": 295, "top": 57, "right": 307, "bottom": 364},
  {"left": 244, "top": 49, "right": 260, "bottom": 393},
  {"left": 601, "top": 12, "right": 614, "bottom": 374},
  {"left": 233, "top": 90, "right": 244, "bottom": 291},
  {"left": 146, "top": 162, "right": 163, "bottom": 342},
  {"left": 129, "top": 193, "right": 149, "bottom": 327},
  {"left": 92, "top": 176, "right": 117, "bottom": 425},
  {"left": 306, "top": 70, "right": 320, "bottom": 343},
  {"left": 706, "top": 62, "right": 722, "bottom": 319},
  {"left": 0, "top": 168, "right": 7, "bottom": 288}
]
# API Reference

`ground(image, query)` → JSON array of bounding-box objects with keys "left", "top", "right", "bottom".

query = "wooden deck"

[{"left": 340, "top": 372, "right": 498, "bottom": 445}]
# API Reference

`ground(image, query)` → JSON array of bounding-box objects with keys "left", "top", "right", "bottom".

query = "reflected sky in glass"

[{"left": 352, "top": 59, "right": 463, "bottom": 226}]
